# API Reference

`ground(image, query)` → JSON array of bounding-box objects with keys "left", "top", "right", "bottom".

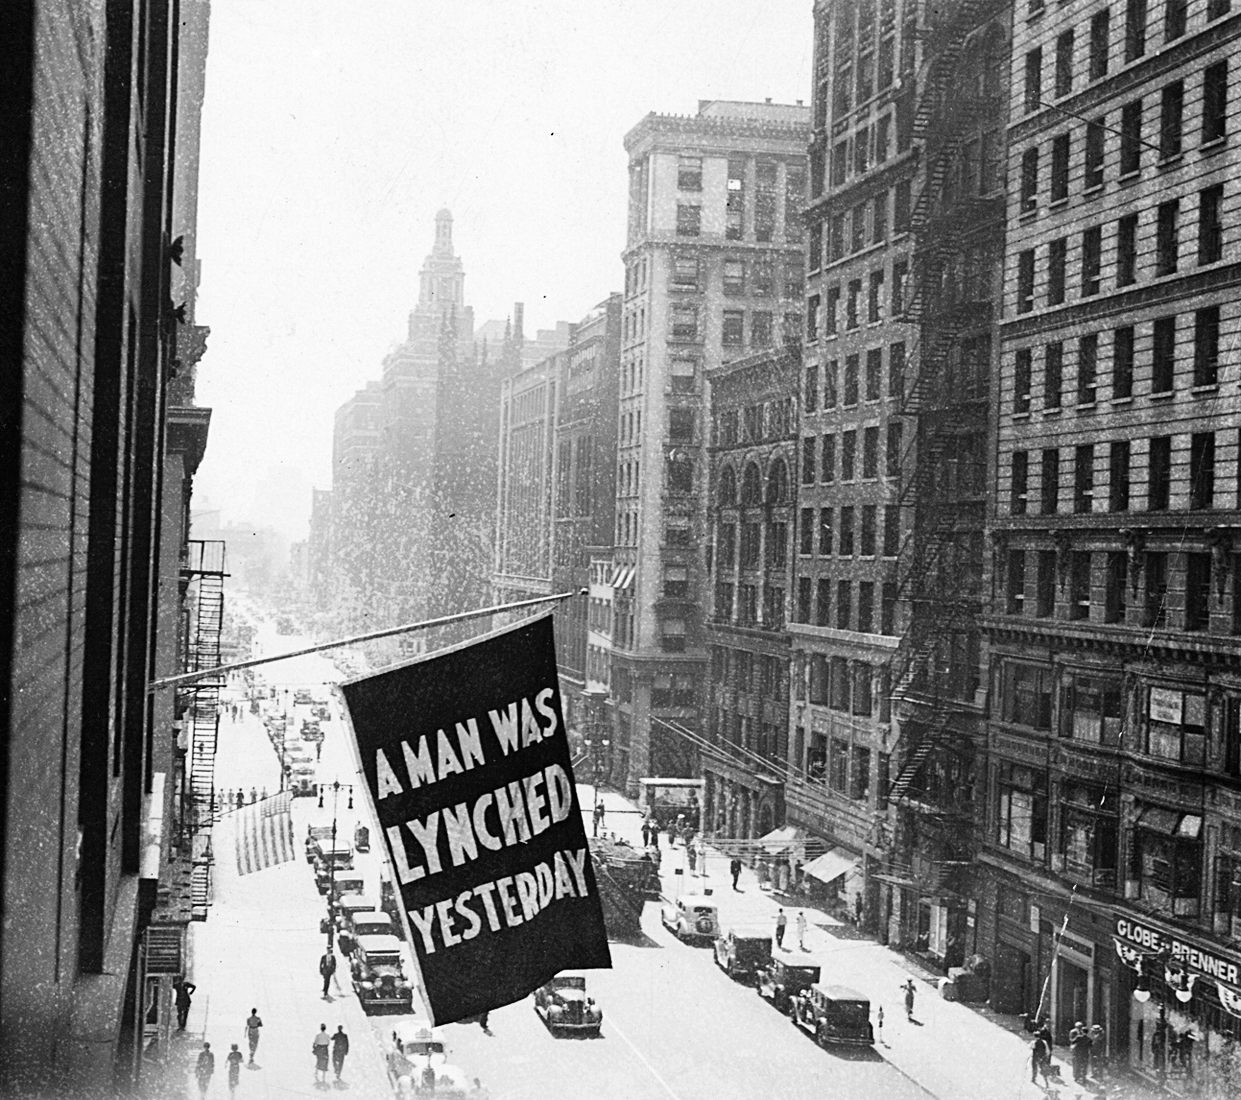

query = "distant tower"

[{"left": 419, "top": 208, "right": 465, "bottom": 311}]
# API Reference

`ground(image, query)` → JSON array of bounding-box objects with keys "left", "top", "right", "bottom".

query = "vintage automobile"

[
  {"left": 387, "top": 1020, "right": 469, "bottom": 1098},
  {"left": 336, "top": 897, "right": 381, "bottom": 955},
  {"left": 354, "top": 823, "right": 370, "bottom": 852},
  {"left": 306, "top": 824, "right": 335, "bottom": 863},
  {"left": 290, "top": 765, "right": 317, "bottom": 799},
  {"left": 351, "top": 934, "right": 415, "bottom": 1015},
  {"left": 713, "top": 926, "right": 773, "bottom": 981},
  {"left": 314, "top": 842, "right": 355, "bottom": 893},
  {"left": 380, "top": 877, "right": 405, "bottom": 940},
  {"left": 293, "top": 689, "right": 312, "bottom": 705},
  {"left": 792, "top": 982, "right": 875, "bottom": 1047},
  {"left": 533, "top": 972, "right": 602, "bottom": 1035},
  {"left": 301, "top": 719, "right": 323, "bottom": 742},
  {"left": 659, "top": 894, "right": 720, "bottom": 942},
  {"left": 756, "top": 957, "right": 822, "bottom": 1015}
]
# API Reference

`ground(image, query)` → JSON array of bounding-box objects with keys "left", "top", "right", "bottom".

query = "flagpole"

[{"left": 148, "top": 589, "right": 584, "bottom": 692}]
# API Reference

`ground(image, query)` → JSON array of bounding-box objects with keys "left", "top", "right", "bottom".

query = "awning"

[
  {"left": 757, "top": 826, "right": 806, "bottom": 854},
  {"left": 1137, "top": 806, "right": 1201, "bottom": 837},
  {"left": 610, "top": 565, "right": 635, "bottom": 591},
  {"left": 803, "top": 847, "right": 859, "bottom": 884}
]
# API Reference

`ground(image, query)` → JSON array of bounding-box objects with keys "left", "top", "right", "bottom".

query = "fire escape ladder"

[{"left": 888, "top": 712, "right": 952, "bottom": 802}]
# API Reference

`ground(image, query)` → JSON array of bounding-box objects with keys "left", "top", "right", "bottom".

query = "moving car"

[
  {"left": 387, "top": 1020, "right": 469, "bottom": 1098},
  {"left": 659, "top": 894, "right": 720, "bottom": 942},
  {"left": 713, "top": 926, "right": 773, "bottom": 981},
  {"left": 533, "top": 973, "right": 602, "bottom": 1035},
  {"left": 756, "top": 957, "right": 822, "bottom": 1015},
  {"left": 306, "top": 824, "right": 335, "bottom": 863},
  {"left": 293, "top": 689, "right": 312, "bottom": 705},
  {"left": 792, "top": 982, "right": 875, "bottom": 1047},
  {"left": 350, "top": 934, "right": 415, "bottom": 1015}
]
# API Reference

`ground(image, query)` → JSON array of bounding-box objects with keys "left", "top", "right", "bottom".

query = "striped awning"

[{"left": 610, "top": 565, "right": 636, "bottom": 590}]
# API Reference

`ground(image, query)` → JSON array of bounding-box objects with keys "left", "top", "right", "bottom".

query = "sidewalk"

[{"left": 583, "top": 782, "right": 1148, "bottom": 1100}]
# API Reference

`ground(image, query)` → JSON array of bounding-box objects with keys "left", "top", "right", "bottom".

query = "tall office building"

[{"left": 616, "top": 99, "right": 810, "bottom": 795}]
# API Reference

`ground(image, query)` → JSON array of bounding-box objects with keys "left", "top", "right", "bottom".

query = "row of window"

[
  {"left": 670, "top": 253, "right": 803, "bottom": 298},
  {"left": 805, "top": 652, "right": 887, "bottom": 718},
  {"left": 675, "top": 157, "right": 804, "bottom": 244},
  {"left": 797, "top": 504, "right": 902, "bottom": 559},
  {"left": 715, "top": 520, "right": 791, "bottom": 572},
  {"left": 809, "top": 264, "right": 907, "bottom": 337},
  {"left": 668, "top": 303, "right": 801, "bottom": 347},
  {"left": 715, "top": 459, "right": 793, "bottom": 507},
  {"left": 812, "top": 183, "right": 912, "bottom": 268},
  {"left": 1009, "top": 429, "right": 1232, "bottom": 516},
  {"left": 805, "top": 342, "right": 907, "bottom": 410},
  {"left": 712, "top": 581, "right": 787, "bottom": 630},
  {"left": 793, "top": 575, "right": 899, "bottom": 636},
  {"left": 1023, "top": 2, "right": 1232, "bottom": 115},
  {"left": 801, "top": 424, "right": 902, "bottom": 484},
  {"left": 714, "top": 399, "right": 796, "bottom": 448},
  {"left": 710, "top": 645, "right": 788, "bottom": 697},
  {"left": 1011, "top": 308, "right": 1222, "bottom": 414},
  {"left": 1014, "top": 186, "right": 1224, "bottom": 311},
  {"left": 805, "top": 733, "right": 876, "bottom": 803}
]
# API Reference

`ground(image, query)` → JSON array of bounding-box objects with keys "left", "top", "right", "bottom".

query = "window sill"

[
  {"left": 1118, "top": 170, "right": 1141, "bottom": 186},
  {"left": 1157, "top": 153, "right": 1184, "bottom": 171},
  {"left": 1191, "top": 383, "right": 1220, "bottom": 396},
  {"left": 1013, "top": 411, "right": 1031, "bottom": 421},
  {"left": 1083, "top": 183, "right": 1105, "bottom": 198},
  {"left": 1049, "top": 197, "right": 1069, "bottom": 211},
  {"left": 1076, "top": 400, "right": 1097, "bottom": 412},
  {"left": 1201, "top": 136, "right": 1228, "bottom": 157},
  {"left": 1111, "top": 395, "right": 1133, "bottom": 405},
  {"left": 1020, "top": 207, "right": 1038, "bottom": 222},
  {"left": 1043, "top": 407, "right": 1063, "bottom": 417},
  {"left": 1149, "top": 389, "right": 1175, "bottom": 401}
]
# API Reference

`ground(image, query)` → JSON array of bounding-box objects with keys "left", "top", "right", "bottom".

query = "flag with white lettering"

[
  {"left": 340, "top": 614, "right": 611, "bottom": 1025},
  {"left": 235, "top": 792, "right": 296, "bottom": 875}
]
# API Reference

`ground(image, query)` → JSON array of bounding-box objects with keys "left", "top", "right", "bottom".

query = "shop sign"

[
  {"left": 1114, "top": 916, "right": 1241, "bottom": 988},
  {"left": 1148, "top": 687, "right": 1183, "bottom": 724}
]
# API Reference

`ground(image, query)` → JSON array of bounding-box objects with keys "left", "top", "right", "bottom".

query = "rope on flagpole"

[{"left": 148, "top": 589, "right": 584, "bottom": 692}]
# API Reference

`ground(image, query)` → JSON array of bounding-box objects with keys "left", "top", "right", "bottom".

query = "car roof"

[
  {"left": 338, "top": 897, "right": 374, "bottom": 910},
  {"left": 725, "top": 926, "right": 772, "bottom": 939},
  {"left": 353, "top": 912, "right": 393, "bottom": 927},
  {"left": 813, "top": 982, "right": 869, "bottom": 1002},
  {"left": 358, "top": 934, "right": 403, "bottom": 952},
  {"left": 392, "top": 1019, "right": 443, "bottom": 1043},
  {"left": 678, "top": 895, "right": 716, "bottom": 907}
]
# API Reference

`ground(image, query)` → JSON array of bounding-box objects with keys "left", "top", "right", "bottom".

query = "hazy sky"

[{"left": 194, "top": 1, "right": 812, "bottom": 539}]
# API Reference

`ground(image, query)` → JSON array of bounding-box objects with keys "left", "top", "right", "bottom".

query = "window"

[
  {"left": 1055, "top": 31, "right": 1074, "bottom": 98},
  {"left": 858, "top": 582, "right": 875, "bottom": 632},
  {"left": 860, "top": 505, "right": 877, "bottom": 558},
  {"left": 664, "top": 564, "right": 689, "bottom": 598},
  {"left": 1078, "top": 334, "right": 1098, "bottom": 405},
  {"left": 1156, "top": 201, "right": 1180, "bottom": 277},
  {"left": 1194, "top": 307, "right": 1220, "bottom": 386},
  {"left": 872, "top": 192, "right": 887, "bottom": 244},
  {"left": 1146, "top": 687, "right": 1207, "bottom": 765},
  {"left": 667, "top": 453, "right": 694, "bottom": 494},
  {"left": 1020, "top": 147, "right": 1039, "bottom": 212},
  {"left": 669, "top": 407, "right": 694, "bottom": 442},
  {"left": 1152, "top": 315, "right": 1175, "bottom": 393},
  {"left": 821, "top": 434, "right": 835, "bottom": 482},
  {"left": 676, "top": 204, "right": 701, "bottom": 236},
  {"left": 819, "top": 507, "right": 833, "bottom": 555},
  {"left": 753, "top": 261, "right": 774, "bottom": 296},
  {"left": 836, "top": 581, "right": 852, "bottom": 631},
  {"left": 891, "top": 263, "right": 907, "bottom": 318},
  {"left": 843, "top": 355, "right": 859, "bottom": 405},
  {"left": 1160, "top": 82, "right": 1183, "bottom": 159},
  {"left": 868, "top": 271, "right": 883, "bottom": 323},
  {"left": 672, "top": 255, "right": 699, "bottom": 289},
  {"left": 1120, "top": 99, "right": 1142, "bottom": 175},
  {"left": 866, "top": 348, "right": 882, "bottom": 401},
  {"left": 1148, "top": 435, "right": 1171, "bottom": 510},
  {"left": 875, "top": 114, "right": 891, "bottom": 162},
  {"left": 1105, "top": 551, "right": 1128, "bottom": 622},
  {"left": 806, "top": 296, "right": 820, "bottom": 342},
  {"left": 1109, "top": 441, "right": 1130, "bottom": 511},
  {"left": 1017, "top": 250, "right": 1035, "bottom": 313},
  {"left": 839, "top": 506, "right": 854, "bottom": 556},
  {"left": 1001, "top": 664, "right": 1053, "bottom": 729},
  {"left": 741, "top": 523, "right": 761, "bottom": 568},
  {"left": 1215, "top": 841, "right": 1241, "bottom": 941},
  {"left": 1145, "top": 551, "right": 1169, "bottom": 626},
  {"left": 846, "top": 280, "right": 860, "bottom": 329},
  {"left": 1024, "top": 48, "right": 1043, "bottom": 114},
  {"left": 1048, "top": 238, "right": 1067, "bottom": 304},
  {"left": 1079, "top": 120, "right": 1104, "bottom": 193},
  {"left": 830, "top": 738, "right": 849, "bottom": 789},
  {"left": 1117, "top": 213, "right": 1138, "bottom": 286},
  {"left": 1011, "top": 451, "right": 1029, "bottom": 515},
  {"left": 1186, "top": 553, "right": 1212, "bottom": 629},
  {"left": 1210, "top": 0, "right": 1233, "bottom": 18},
  {"left": 1165, "top": 0, "right": 1187, "bottom": 40},
  {"left": 1014, "top": 348, "right": 1032, "bottom": 414},
  {"left": 796, "top": 576, "right": 812, "bottom": 622},
  {"left": 799, "top": 508, "right": 814, "bottom": 556},
  {"left": 1190, "top": 432, "right": 1216, "bottom": 509},
  {"left": 1045, "top": 341, "right": 1063, "bottom": 409},
  {"left": 841, "top": 431, "right": 856, "bottom": 481},
  {"left": 886, "top": 422, "right": 903, "bottom": 479},
  {"left": 996, "top": 763, "right": 1048, "bottom": 862},
  {"left": 723, "top": 259, "right": 745, "bottom": 294},
  {"left": 1007, "top": 550, "right": 1026, "bottom": 614},
  {"left": 671, "top": 303, "right": 698, "bottom": 339},
  {"left": 671, "top": 358, "right": 696, "bottom": 393},
  {"left": 1113, "top": 325, "right": 1134, "bottom": 398},
  {"left": 894, "top": 180, "right": 911, "bottom": 233},
  {"left": 829, "top": 214, "right": 845, "bottom": 261},
  {"left": 1075, "top": 445, "right": 1095, "bottom": 513},
  {"left": 852, "top": 746, "right": 871, "bottom": 800},
  {"left": 1204, "top": 62, "right": 1228, "bottom": 144},
  {"left": 808, "top": 225, "right": 822, "bottom": 273},
  {"left": 1136, "top": 811, "right": 1202, "bottom": 917},
  {"left": 1050, "top": 133, "right": 1070, "bottom": 202},
  {"left": 816, "top": 578, "right": 832, "bottom": 626},
  {"left": 722, "top": 311, "right": 745, "bottom": 346},
  {"left": 823, "top": 359, "right": 838, "bottom": 408},
  {"left": 718, "top": 522, "right": 736, "bottom": 565},
  {"left": 884, "top": 508, "right": 900, "bottom": 557},
  {"left": 678, "top": 155, "right": 703, "bottom": 190},
  {"left": 809, "top": 654, "right": 828, "bottom": 705},
  {"left": 1090, "top": 10, "right": 1110, "bottom": 81},
  {"left": 1125, "top": 0, "right": 1147, "bottom": 62},
  {"left": 863, "top": 428, "right": 879, "bottom": 480},
  {"left": 1061, "top": 785, "right": 1119, "bottom": 886},
  {"left": 1199, "top": 185, "right": 1223, "bottom": 265},
  {"left": 726, "top": 157, "right": 745, "bottom": 240},
  {"left": 1070, "top": 551, "right": 1092, "bottom": 619},
  {"left": 851, "top": 202, "right": 867, "bottom": 252},
  {"left": 888, "top": 340, "right": 905, "bottom": 397},
  {"left": 751, "top": 311, "right": 773, "bottom": 347},
  {"left": 1036, "top": 550, "right": 1056, "bottom": 616},
  {"left": 1081, "top": 227, "right": 1102, "bottom": 297},
  {"left": 1041, "top": 448, "right": 1060, "bottom": 514},
  {"left": 825, "top": 286, "right": 840, "bottom": 334},
  {"left": 801, "top": 437, "right": 817, "bottom": 484}
]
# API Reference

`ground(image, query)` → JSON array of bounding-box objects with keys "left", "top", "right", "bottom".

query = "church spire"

[{"left": 417, "top": 208, "right": 465, "bottom": 309}]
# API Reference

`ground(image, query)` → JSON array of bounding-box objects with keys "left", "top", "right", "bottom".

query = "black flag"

[{"left": 341, "top": 614, "right": 611, "bottom": 1024}]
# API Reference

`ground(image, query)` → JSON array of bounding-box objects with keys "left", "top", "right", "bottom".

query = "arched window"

[
  {"left": 718, "top": 466, "right": 737, "bottom": 507},
  {"left": 766, "top": 458, "right": 789, "bottom": 504},
  {"left": 740, "top": 462, "right": 762, "bottom": 506}
]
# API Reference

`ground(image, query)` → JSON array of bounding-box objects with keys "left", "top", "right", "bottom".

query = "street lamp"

[{"left": 322, "top": 780, "right": 354, "bottom": 950}]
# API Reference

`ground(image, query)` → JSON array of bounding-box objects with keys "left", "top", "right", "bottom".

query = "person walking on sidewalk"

[
  {"left": 877, "top": 1006, "right": 884, "bottom": 1044},
  {"left": 225, "top": 1044, "right": 243, "bottom": 1096},
  {"left": 641, "top": 820, "right": 650, "bottom": 848},
  {"left": 1070, "top": 1021, "right": 1092, "bottom": 1083},
  {"left": 730, "top": 857, "right": 742, "bottom": 891},
  {"left": 244, "top": 1009, "right": 262, "bottom": 1063},
  {"left": 195, "top": 1042, "right": 215, "bottom": 1099},
  {"left": 319, "top": 949, "right": 337, "bottom": 998},
  {"left": 1031, "top": 1030, "right": 1052, "bottom": 1085},
  {"left": 312, "top": 1024, "right": 331, "bottom": 1085},
  {"left": 902, "top": 978, "right": 917, "bottom": 1021},
  {"left": 330, "top": 1025, "right": 349, "bottom": 1081},
  {"left": 175, "top": 979, "right": 197, "bottom": 1031},
  {"left": 687, "top": 842, "right": 697, "bottom": 873},
  {"left": 795, "top": 909, "right": 808, "bottom": 951},
  {"left": 775, "top": 908, "right": 788, "bottom": 949}
]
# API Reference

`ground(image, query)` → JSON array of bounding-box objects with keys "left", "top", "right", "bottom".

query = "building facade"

[
  {"left": 981, "top": 0, "right": 1241, "bottom": 1084},
  {"left": 617, "top": 99, "right": 811, "bottom": 796}
]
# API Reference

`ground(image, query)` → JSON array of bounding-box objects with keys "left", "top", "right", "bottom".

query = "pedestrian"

[
  {"left": 195, "top": 1042, "right": 215, "bottom": 1099},
  {"left": 775, "top": 907, "right": 788, "bottom": 948},
  {"left": 312, "top": 1024, "right": 330, "bottom": 1084},
  {"left": 854, "top": 892, "right": 864, "bottom": 927},
  {"left": 641, "top": 820, "right": 650, "bottom": 847},
  {"left": 249, "top": 787, "right": 257, "bottom": 804},
  {"left": 592, "top": 802, "right": 601, "bottom": 838},
  {"left": 226, "top": 1044, "right": 243, "bottom": 1096},
  {"left": 244, "top": 1008, "right": 262, "bottom": 1063},
  {"left": 235, "top": 789, "right": 244, "bottom": 810},
  {"left": 316, "top": 739, "right": 322, "bottom": 762},
  {"left": 687, "top": 842, "right": 697, "bottom": 873},
  {"left": 795, "top": 909, "right": 808, "bottom": 951},
  {"left": 1070, "top": 1020, "right": 1092, "bottom": 1083},
  {"left": 877, "top": 1006, "right": 884, "bottom": 1043},
  {"left": 477, "top": 1009, "right": 491, "bottom": 1036},
  {"left": 330, "top": 1025, "right": 349, "bottom": 1080},
  {"left": 902, "top": 978, "right": 916, "bottom": 1021},
  {"left": 730, "top": 857, "right": 742, "bottom": 891},
  {"left": 467, "top": 1077, "right": 491, "bottom": 1100},
  {"left": 649, "top": 817, "right": 660, "bottom": 847},
  {"left": 319, "top": 949, "right": 337, "bottom": 998},
  {"left": 1031, "top": 1030, "right": 1051, "bottom": 1085},
  {"left": 175, "top": 979, "right": 197, "bottom": 1031}
]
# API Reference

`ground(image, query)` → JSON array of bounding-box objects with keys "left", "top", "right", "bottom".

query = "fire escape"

[
  {"left": 884, "top": 1, "right": 1004, "bottom": 831},
  {"left": 181, "top": 539, "right": 227, "bottom": 920}
]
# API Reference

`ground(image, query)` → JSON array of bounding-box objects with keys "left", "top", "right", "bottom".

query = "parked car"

[
  {"left": 291, "top": 767, "right": 317, "bottom": 799},
  {"left": 713, "top": 926, "right": 773, "bottom": 981},
  {"left": 659, "top": 894, "right": 720, "bottom": 942},
  {"left": 354, "top": 823, "right": 370, "bottom": 852},
  {"left": 756, "top": 957, "right": 822, "bottom": 1015},
  {"left": 533, "top": 972, "right": 602, "bottom": 1035},
  {"left": 337, "top": 900, "right": 385, "bottom": 955},
  {"left": 792, "top": 983, "right": 874, "bottom": 1047},
  {"left": 301, "top": 720, "right": 322, "bottom": 741},
  {"left": 350, "top": 934, "right": 415, "bottom": 1014},
  {"left": 293, "top": 689, "right": 312, "bottom": 705},
  {"left": 306, "top": 824, "right": 335, "bottom": 863},
  {"left": 386, "top": 1020, "right": 469, "bottom": 1098}
]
